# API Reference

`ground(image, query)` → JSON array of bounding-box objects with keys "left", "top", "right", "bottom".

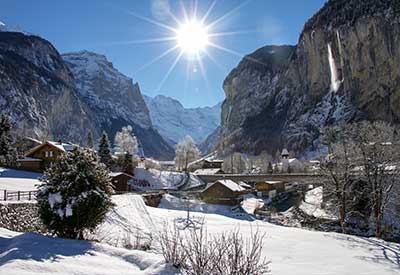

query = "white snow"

[
  {"left": 203, "top": 179, "right": 245, "bottom": 192},
  {"left": 133, "top": 168, "right": 184, "bottom": 190},
  {"left": 1, "top": 193, "right": 399, "bottom": 274},
  {"left": 299, "top": 186, "right": 336, "bottom": 219},
  {"left": 0, "top": 228, "right": 176, "bottom": 275},
  {"left": 48, "top": 192, "right": 62, "bottom": 209},
  {"left": 0, "top": 167, "right": 41, "bottom": 191},
  {"left": 241, "top": 194, "right": 265, "bottom": 215}
]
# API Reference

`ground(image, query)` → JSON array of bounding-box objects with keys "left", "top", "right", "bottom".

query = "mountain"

[
  {"left": 144, "top": 94, "right": 221, "bottom": 146},
  {"left": 0, "top": 31, "right": 173, "bottom": 160},
  {"left": 62, "top": 51, "right": 174, "bottom": 160},
  {"left": 0, "top": 31, "right": 97, "bottom": 141},
  {"left": 218, "top": 0, "right": 400, "bottom": 157}
]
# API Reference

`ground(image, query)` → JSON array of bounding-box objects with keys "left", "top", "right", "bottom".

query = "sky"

[{"left": 0, "top": 0, "right": 326, "bottom": 108}]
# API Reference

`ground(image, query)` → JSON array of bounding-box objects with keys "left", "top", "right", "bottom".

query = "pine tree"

[
  {"left": 37, "top": 148, "right": 114, "bottom": 239},
  {"left": 86, "top": 131, "right": 94, "bottom": 149},
  {"left": 0, "top": 114, "right": 16, "bottom": 166},
  {"left": 98, "top": 131, "right": 113, "bottom": 167}
]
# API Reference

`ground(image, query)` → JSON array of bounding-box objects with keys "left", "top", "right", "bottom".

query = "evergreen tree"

[
  {"left": 0, "top": 114, "right": 16, "bottom": 166},
  {"left": 37, "top": 148, "right": 114, "bottom": 239},
  {"left": 98, "top": 131, "right": 113, "bottom": 167},
  {"left": 86, "top": 131, "right": 94, "bottom": 149}
]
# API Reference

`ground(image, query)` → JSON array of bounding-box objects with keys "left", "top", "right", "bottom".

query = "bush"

[
  {"left": 37, "top": 148, "right": 114, "bottom": 239},
  {"left": 158, "top": 223, "right": 270, "bottom": 275}
]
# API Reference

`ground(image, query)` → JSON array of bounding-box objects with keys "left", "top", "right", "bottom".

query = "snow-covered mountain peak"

[{"left": 144, "top": 94, "right": 221, "bottom": 145}]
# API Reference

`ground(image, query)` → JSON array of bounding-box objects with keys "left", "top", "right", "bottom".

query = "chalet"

[
  {"left": 17, "top": 140, "right": 76, "bottom": 172},
  {"left": 255, "top": 180, "right": 285, "bottom": 199},
  {"left": 109, "top": 172, "right": 135, "bottom": 193},
  {"left": 201, "top": 179, "right": 246, "bottom": 205}
]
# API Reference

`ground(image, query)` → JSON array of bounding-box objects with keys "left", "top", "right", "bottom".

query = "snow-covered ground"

[
  {"left": 0, "top": 228, "right": 176, "bottom": 275},
  {"left": 133, "top": 168, "right": 184, "bottom": 190},
  {"left": 0, "top": 167, "right": 41, "bottom": 191},
  {"left": 299, "top": 186, "right": 336, "bottom": 219},
  {"left": 1, "top": 194, "right": 399, "bottom": 274}
]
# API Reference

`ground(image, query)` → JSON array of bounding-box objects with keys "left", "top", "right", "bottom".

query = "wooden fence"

[{"left": 1, "top": 190, "right": 37, "bottom": 201}]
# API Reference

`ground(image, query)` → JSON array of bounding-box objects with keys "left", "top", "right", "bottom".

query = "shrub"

[{"left": 37, "top": 148, "right": 114, "bottom": 239}]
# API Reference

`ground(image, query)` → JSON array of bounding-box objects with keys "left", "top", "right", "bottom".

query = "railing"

[{"left": 1, "top": 190, "right": 37, "bottom": 201}]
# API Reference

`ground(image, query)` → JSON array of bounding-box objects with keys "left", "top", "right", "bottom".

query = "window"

[{"left": 49, "top": 151, "right": 53, "bottom": 157}]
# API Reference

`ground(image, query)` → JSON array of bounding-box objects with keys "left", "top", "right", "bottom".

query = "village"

[{"left": 1, "top": 134, "right": 321, "bottom": 213}]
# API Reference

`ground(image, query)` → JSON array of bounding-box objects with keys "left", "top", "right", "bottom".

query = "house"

[
  {"left": 255, "top": 180, "right": 285, "bottom": 199},
  {"left": 202, "top": 159, "right": 224, "bottom": 169},
  {"left": 17, "top": 140, "right": 76, "bottom": 172},
  {"left": 109, "top": 172, "right": 135, "bottom": 193},
  {"left": 201, "top": 179, "right": 246, "bottom": 205},
  {"left": 193, "top": 168, "right": 224, "bottom": 175}
]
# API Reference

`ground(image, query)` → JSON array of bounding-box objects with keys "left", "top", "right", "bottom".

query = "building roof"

[
  {"left": 47, "top": 141, "right": 75, "bottom": 152},
  {"left": 193, "top": 168, "right": 223, "bottom": 175},
  {"left": 281, "top": 148, "right": 289, "bottom": 156},
  {"left": 109, "top": 172, "right": 134, "bottom": 178},
  {"left": 203, "top": 179, "right": 245, "bottom": 193},
  {"left": 239, "top": 181, "right": 252, "bottom": 189},
  {"left": 25, "top": 140, "right": 76, "bottom": 157}
]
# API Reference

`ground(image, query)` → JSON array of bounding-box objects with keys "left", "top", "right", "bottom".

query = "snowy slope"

[
  {"left": 0, "top": 167, "right": 41, "bottom": 191},
  {"left": 0, "top": 228, "right": 176, "bottom": 275},
  {"left": 144, "top": 95, "right": 221, "bottom": 145},
  {"left": 1, "top": 195, "right": 399, "bottom": 275}
]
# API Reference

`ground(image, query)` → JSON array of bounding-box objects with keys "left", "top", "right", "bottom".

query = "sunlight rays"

[{"left": 118, "top": 0, "right": 256, "bottom": 94}]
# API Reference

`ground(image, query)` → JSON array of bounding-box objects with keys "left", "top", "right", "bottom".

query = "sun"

[{"left": 176, "top": 20, "right": 209, "bottom": 55}]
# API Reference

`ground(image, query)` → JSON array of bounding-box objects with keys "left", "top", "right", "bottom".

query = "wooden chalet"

[
  {"left": 201, "top": 179, "right": 247, "bottom": 205},
  {"left": 17, "top": 140, "right": 76, "bottom": 172}
]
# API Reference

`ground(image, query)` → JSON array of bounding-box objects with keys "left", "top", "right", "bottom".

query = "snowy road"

[{"left": 0, "top": 167, "right": 41, "bottom": 191}]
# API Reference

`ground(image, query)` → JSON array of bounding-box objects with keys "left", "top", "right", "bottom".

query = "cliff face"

[
  {"left": 61, "top": 51, "right": 174, "bottom": 160},
  {"left": 0, "top": 32, "right": 96, "bottom": 141},
  {"left": 219, "top": 0, "right": 400, "bottom": 157}
]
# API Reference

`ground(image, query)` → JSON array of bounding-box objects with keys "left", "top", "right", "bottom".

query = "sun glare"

[{"left": 176, "top": 20, "right": 209, "bottom": 55}]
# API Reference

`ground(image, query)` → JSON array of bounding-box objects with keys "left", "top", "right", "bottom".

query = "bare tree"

[
  {"left": 175, "top": 136, "right": 201, "bottom": 171},
  {"left": 320, "top": 125, "right": 359, "bottom": 234},
  {"left": 350, "top": 121, "right": 400, "bottom": 238},
  {"left": 114, "top": 125, "right": 138, "bottom": 155}
]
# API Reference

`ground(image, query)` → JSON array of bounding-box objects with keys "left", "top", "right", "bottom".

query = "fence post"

[
  {"left": 29, "top": 191, "right": 31, "bottom": 201},
  {"left": 18, "top": 191, "right": 20, "bottom": 201},
  {"left": 3, "top": 190, "right": 6, "bottom": 201}
]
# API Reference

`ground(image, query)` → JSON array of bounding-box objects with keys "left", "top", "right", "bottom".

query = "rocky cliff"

[
  {"left": 62, "top": 51, "right": 174, "bottom": 160},
  {"left": 144, "top": 94, "right": 221, "bottom": 146},
  {"left": 218, "top": 0, "right": 400, "bottom": 157},
  {"left": 0, "top": 32, "right": 96, "bottom": 141}
]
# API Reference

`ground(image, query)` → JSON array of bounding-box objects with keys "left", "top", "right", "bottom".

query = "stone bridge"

[{"left": 197, "top": 173, "right": 325, "bottom": 185}]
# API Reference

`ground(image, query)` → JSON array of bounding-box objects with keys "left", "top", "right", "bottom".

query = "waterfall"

[{"left": 327, "top": 43, "right": 341, "bottom": 92}]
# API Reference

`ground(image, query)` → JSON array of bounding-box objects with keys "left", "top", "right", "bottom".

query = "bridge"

[{"left": 196, "top": 173, "right": 325, "bottom": 185}]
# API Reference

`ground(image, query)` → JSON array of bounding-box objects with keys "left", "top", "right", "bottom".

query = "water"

[{"left": 327, "top": 43, "right": 341, "bottom": 92}]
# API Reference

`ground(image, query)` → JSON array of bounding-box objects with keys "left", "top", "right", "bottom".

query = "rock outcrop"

[{"left": 218, "top": 0, "right": 400, "bottom": 157}]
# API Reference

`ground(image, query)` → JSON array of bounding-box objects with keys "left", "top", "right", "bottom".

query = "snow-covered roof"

[
  {"left": 109, "top": 172, "right": 133, "bottom": 178},
  {"left": 193, "top": 168, "right": 223, "bottom": 175},
  {"left": 239, "top": 181, "right": 252, "bottom": 189},
  {"left": 47, "top": 141, "right": 75, "bottom": 152},
  {"left": 264, "top": 181, "right": 284, "bottom": 185},
  {"left": 204, "top": 180, "right": 245, "bottom": 193},
  {"left": 281, "top": 148, "right": 289, "bottom": 156}
]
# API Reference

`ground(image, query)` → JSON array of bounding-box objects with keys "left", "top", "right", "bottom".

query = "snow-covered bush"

[{"left": 37, "top": 148, "right": 114, "bottom": 239}]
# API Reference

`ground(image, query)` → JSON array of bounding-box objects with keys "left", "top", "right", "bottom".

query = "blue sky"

[{"left": 1, "top": 0, "right": 326, "bottom": 108}]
